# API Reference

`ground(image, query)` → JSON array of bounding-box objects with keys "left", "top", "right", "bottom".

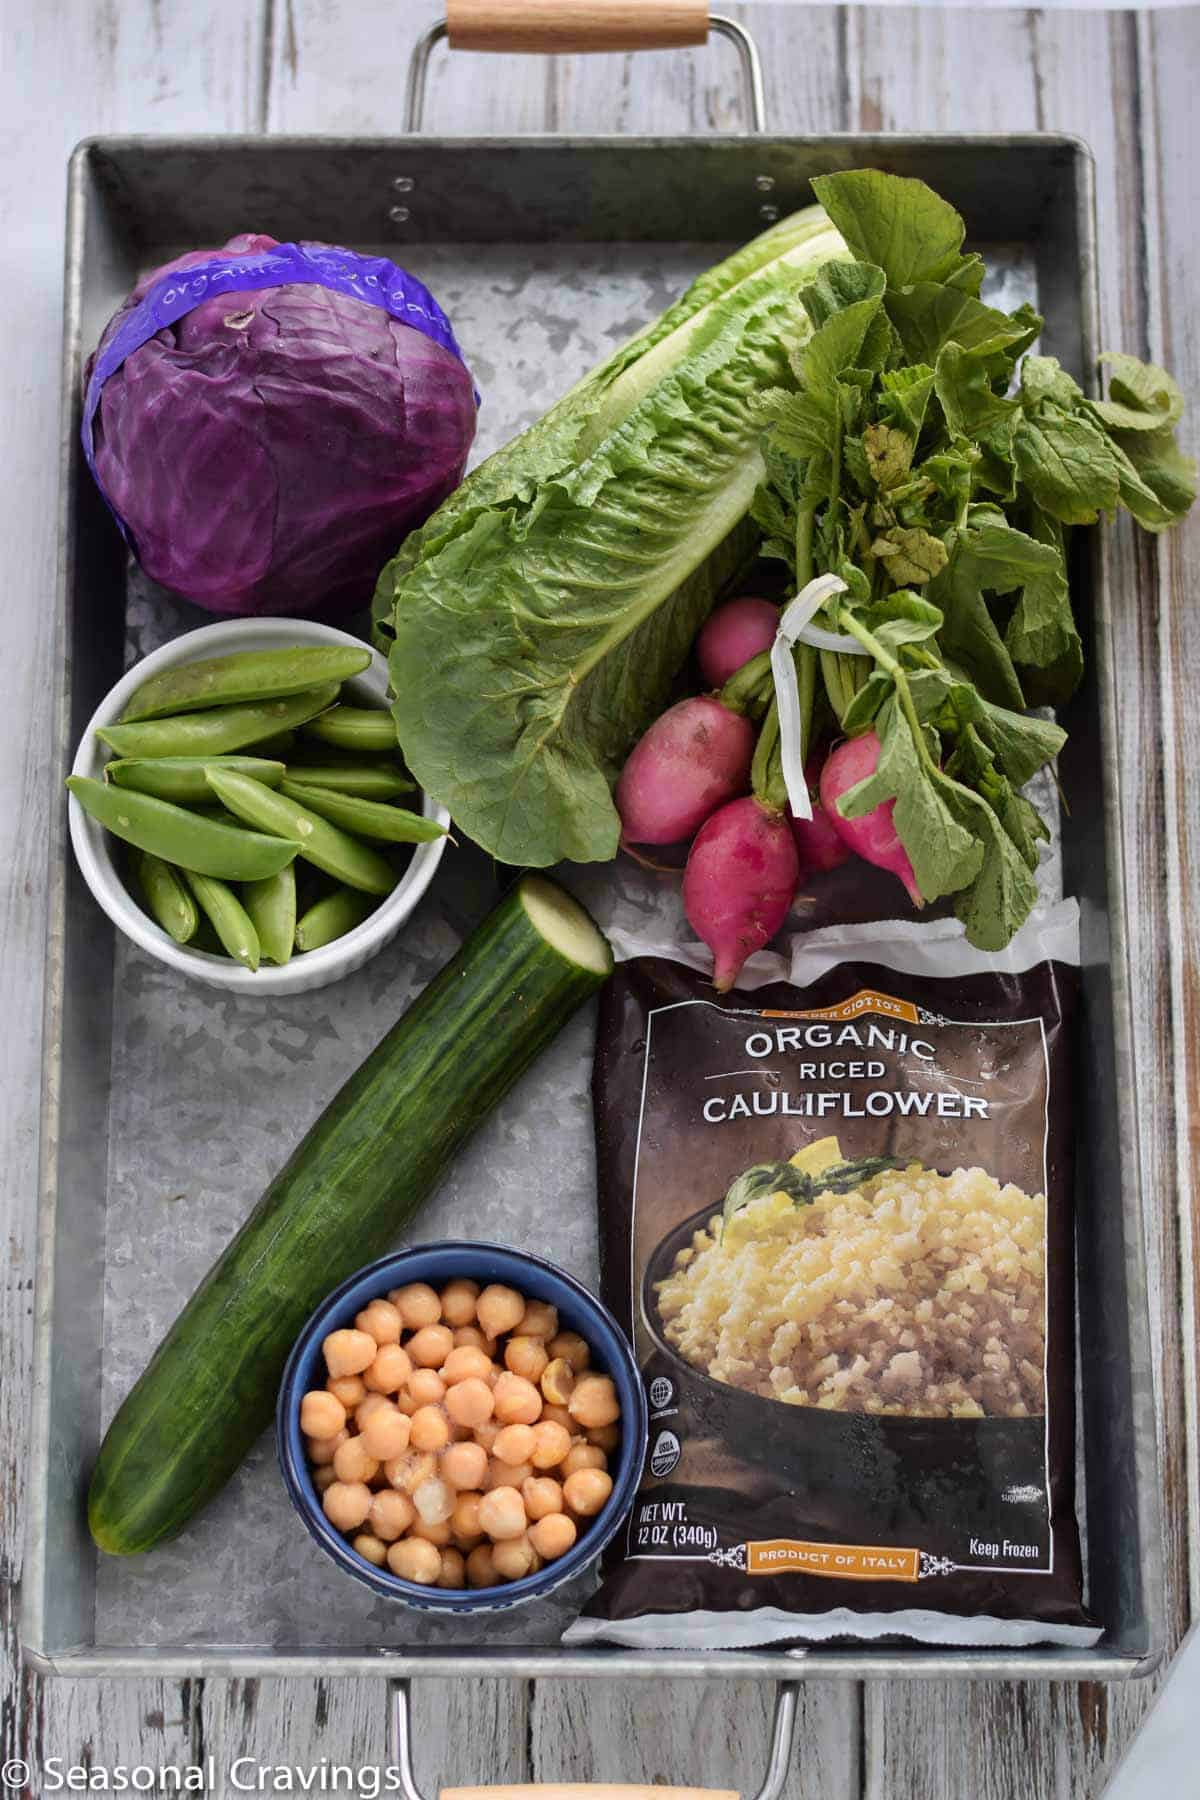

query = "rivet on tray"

[
  {"left": 392, "top": 176, "right": 415, "bottom": 193},
  {"left": 389, "top": 205, "right": 411, "bottom": 225},
  {"left": 755, "top": 174, "right": 776, "bottom": 192},
  {"left": 759, "top": 203, "right": 780, "bottom": 222}
]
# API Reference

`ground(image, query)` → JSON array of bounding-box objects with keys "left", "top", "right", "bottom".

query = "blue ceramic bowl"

[{"left": 277, "top": 1242, "right": 648, "bottom": 1613}]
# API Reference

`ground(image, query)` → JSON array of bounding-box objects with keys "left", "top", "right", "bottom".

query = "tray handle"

[
  {"left": 390, "top": 1678, "right": 798, "bottom": 1800},
  {"left": 405, "top": 8, "right": 766, "bottom": 132}
]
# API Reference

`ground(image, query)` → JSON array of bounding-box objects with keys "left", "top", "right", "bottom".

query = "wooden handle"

[
  {"left": 446, "top": 0, "right": 709, "bottom": 54},
  {"left": 442, "top": 1788, "right": 738, "bottom": 1800}
]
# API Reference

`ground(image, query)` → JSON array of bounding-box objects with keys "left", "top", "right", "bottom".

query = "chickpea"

[
  {"left": 476, "top": 1284, "right": 526, "bottom": 1340},
  {"left": 323, "top": 1328, "right": 377, "bottom": 1379},
  {"left": 540, "top": 1401, "right": 574, "bottom": 1431},
  {"left": 540, "top": 1360, "right": 575, "bottom": 1408},
  {"left": 369, "top": 1489, "right": 416, "bottom": 1541},
  {"left": 466, "top": 1544, "right": 499, "bottom": 1587},
  {"left": 333, "top": 1437, "right": 380, "bottom": 1486},
  {"left": 568, "top": 1375, "right": 620, "bottom": 1430},
  {"left": 410, "top": 1516, "right": 454, "bottom": 1546},
  {"left": 326, "top": 1375, "right": 366, "bottom": 1409},
  {"left": 444, "top": 1377, "right": 494, "bottom": 1429},
  {"left": 452, "top": 1326, "right": 494, "bottom": 1352},
  {"left": 360, "top": 1404, "right": 412, "bottom": 1463},
  {"left": 384, "top": 1450, "right": 437, "bottom": 1494},
  {"left": 441, "top": 1345, "right": 494, "bottom": 1386},
  {"left": 529, "top": 1421, "right": 573, "bottom": 1470},
  {"left": 307, "top": 1428, "right": 348, "bottom": 1467},
  {"left": 322, "top": 1480, "right": 372, "bottom": 1532},
  {"left": 521, "top": 1476, "right": 564, "bottom": 1521},
  {"left": 412, "top": 1476, "right": 455, "bottom": 1525},
  {"left": 548, "top": 1331, "right": 590, "bottom": 1373},
  {"left": 387, "top": 1537, "right": 442, "bottom": 1584},
  {"left": 438, "top": 1547, "right": 467, "bottom": 1588},
  {"left": 389, "top": 1282, "right": 443, "bottom": 1330},
  {"left": 312, "top": 1465, "right": 337, "bottom": 1495},
  {"left": 409, "top": 1367, "right": 447, "bottom": 1405},
  {"left": 440, "top": 1279, "right": 479, "bottom": 1327},
  {"left": 562, "top": 1443, "right": 607, "bottom": 1477},
  {"left": 472, "top": 1418, "right": 502, "bottom": 1453},
  {"left": 407, "top": 1324, "right": 455, "bottom": 1370},
  {"left": 504, "top": 1336, "right": 549, "bottom": 1384},
  {"left": 409, "top": 1405, "right": 451, "bottom": 1454},
  {"left": 364, "top": 1344, "right": 414, "bottom": 1395},
  {"left": 492, "top": 1533, "right": 537, "bottom": 1582},
  {"left": 493, "top": 1373, "right": 542, "bottom": 1426},
  {"left": 529, "top": 1512, "right": 577, "bottom": 1562},
  {"left": 300, "top": 1390, "right": 346, "bottom": 1439},
  {"left": 356, "top": 1299, "right": 402, "bottom": 1346},
  {"left": 442, "top": 1440, "right": 489, "bottom": 1492},
  {"left": 492, "top": 1423, "right": 537, "bottom": 1466},
  {"left": 563, "top": 1468, "right": 613, "bottom": 1517},
  {"left": 352, "top": 1532, "right": 388, "bottom": 1568},
  {"left": 587, "top": 1423, "right": 621, "bottom": 1453},
  {"left": 355, "top": 1392, "right": 390, "bottom": 1430},
  {"left": 478, "top": 1486, "right": 527, "bottom": 1541},
  {"left": 517, "top": 1300, "right": 558, "bottom": 1340},
  {"left": 451, "top": 1491, "right": 484, "bottom": 1543},
  {"left": 488, "top": 1457, "right": 533, "bottom": 1491}
]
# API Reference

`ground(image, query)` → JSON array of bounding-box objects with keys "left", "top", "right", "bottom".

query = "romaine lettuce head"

[{"left": 375, "top": 206, "right": 846, "bottom": 865}]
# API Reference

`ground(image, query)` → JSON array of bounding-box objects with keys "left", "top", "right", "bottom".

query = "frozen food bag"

[{"left": 566, "top": 902, "right": 1100, "bottom": 1649}]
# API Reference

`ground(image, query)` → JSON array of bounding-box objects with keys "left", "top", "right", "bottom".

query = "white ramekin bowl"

[{"left": 67, "top": 617, "right": 450, "bottom": 995}]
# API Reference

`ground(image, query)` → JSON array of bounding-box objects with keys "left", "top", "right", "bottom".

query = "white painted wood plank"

[
  {"left": 0, "top": 0, "right": 265, "bottom": 1790},
  {"left": 531, "top": 1679, "right": 858, "bottom": 1800},
  {"left": 1139, "top": 0, "right": 1200, "bottom": 1630},
  {"left": 848, "top": 7, "right": 1195, "bottom": 1797}
]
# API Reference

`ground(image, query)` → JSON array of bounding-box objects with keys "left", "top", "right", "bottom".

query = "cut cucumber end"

[{"left": 518, "top": 876, "right": 612, "bottom": 977}]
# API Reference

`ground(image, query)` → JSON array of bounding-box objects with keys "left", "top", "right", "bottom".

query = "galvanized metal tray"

[{"left": 23, "top": 14, "right": 1161, "bottom": 1708}]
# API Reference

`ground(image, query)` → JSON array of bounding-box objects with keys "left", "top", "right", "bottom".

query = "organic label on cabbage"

[{"left": 570, "top": 943, "right": 1098, "bottom": 1651}]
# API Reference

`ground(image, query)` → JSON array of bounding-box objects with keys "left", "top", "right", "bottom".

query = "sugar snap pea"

[
  {"left": 121, "top": 646, "right": 371, "bottom": 723},
  {"left": 67, "top": 777, "right": 301, "bottom": 882},
  {"left": 96, "top": 682, "right": 341, "bottom": 760},
  {"left": 282, "top": 763, "right": 414, "bottom": 800},
  {"left": 204, "top": 770, "right": 396, "bottom": 896},
  {"left": 294, "top": 886, "right": 375, "bottom": 953},
  {"left": 281, "top": 779, "right": 447, "bottom": 845},
  {"left": 106, "top": 756, "right": 285, "bottom": 804},
  {"left": 183, "top": 871, "right": 260, "bottom": 970},
  {"left": 242, "top": 866, "right": 296, "bottom": 967},
  {"left": 133, "top": 850, "right": 198, "bottom": 945},
  {"left": 300, "top": 705, "right": 399, "bottom": 753}
]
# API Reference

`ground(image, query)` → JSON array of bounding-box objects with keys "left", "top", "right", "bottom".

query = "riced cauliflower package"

[{"left": 566, "top": 902, "right": 1099, "bottom": 1649}]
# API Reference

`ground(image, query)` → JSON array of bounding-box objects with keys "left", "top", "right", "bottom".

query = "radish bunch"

[{"left": 615, "top": 597, "right": 923, "bottom": 989}]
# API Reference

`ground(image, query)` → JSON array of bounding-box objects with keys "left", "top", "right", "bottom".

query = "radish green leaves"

[{"left": 750, "top": 167, "right": 1194, "bottom": 949}]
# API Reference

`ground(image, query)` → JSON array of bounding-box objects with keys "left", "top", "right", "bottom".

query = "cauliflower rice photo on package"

[{"left": 568, "top": 901, "right": 1099, "bottom": 1651}]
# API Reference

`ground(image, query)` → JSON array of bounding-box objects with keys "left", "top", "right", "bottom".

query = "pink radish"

[
  {"left": 683, "top": 796, "right": 800, "bottom": 991},
  {"left": 616, "top": 696, "right": 755, "bottom": 846},
  {"left": 818, "top": 732, "right": 923, "bottom": 907},
  {"left": 789, "top": 760, "right": 851, "bottom": 874},
  {"left": 695, "top": 598, "right": 780, "bottom": 687}
]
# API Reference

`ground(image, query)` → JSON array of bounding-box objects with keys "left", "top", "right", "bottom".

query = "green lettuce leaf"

[{"left": 384, "top": 226, "right": 848, "bottom": 864}]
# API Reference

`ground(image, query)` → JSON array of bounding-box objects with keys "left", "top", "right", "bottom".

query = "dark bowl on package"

[
  {"left": 642, "top": 1203, "right": 1048, "bottom": 1542},
  {"left": 279, "top": 1242, "right": 648, "bottom": 1613}
]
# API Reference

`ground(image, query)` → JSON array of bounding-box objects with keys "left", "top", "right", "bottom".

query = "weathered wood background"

[{"left": 2, "top": 2, "right": 1196, "bottom": 1795}]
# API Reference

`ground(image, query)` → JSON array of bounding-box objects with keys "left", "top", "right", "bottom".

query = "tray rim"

[{"left": 22, "top": 127, "right": 1165, "bottom": 1684}]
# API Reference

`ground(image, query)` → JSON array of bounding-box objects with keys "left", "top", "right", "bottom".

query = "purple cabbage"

[{"left": 85, "top": 234, "right": 477, "bottom": 618}]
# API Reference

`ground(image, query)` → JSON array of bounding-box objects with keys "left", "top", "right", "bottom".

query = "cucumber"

[{"left": 86, "top": 876, "right": 612, "bottom": 1554}]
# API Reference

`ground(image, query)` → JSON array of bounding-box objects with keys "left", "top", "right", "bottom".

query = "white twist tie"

[{"left": 770, "top": 574, "right": 869, "bottom": 820}]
